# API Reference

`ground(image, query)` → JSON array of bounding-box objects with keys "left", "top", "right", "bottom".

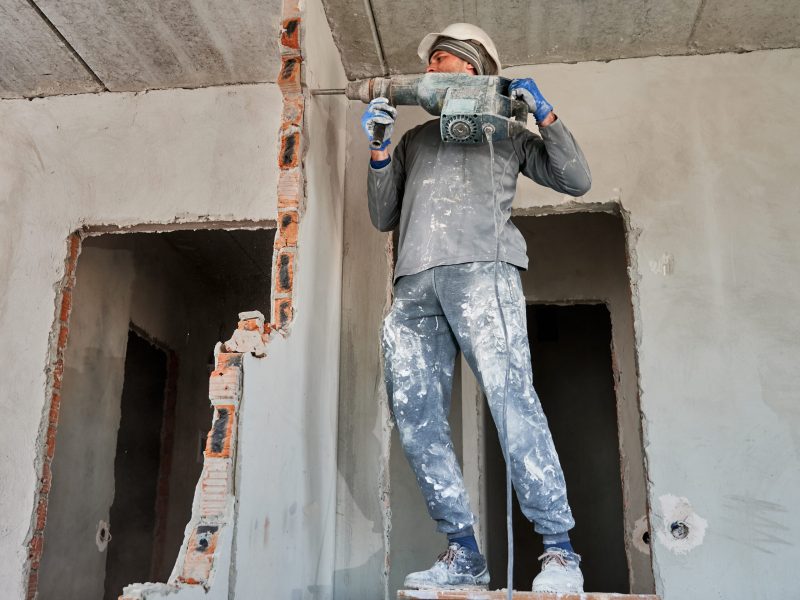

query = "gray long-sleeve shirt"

[{"left": 367, "top": 117, "right": 591, "bottom": 281}]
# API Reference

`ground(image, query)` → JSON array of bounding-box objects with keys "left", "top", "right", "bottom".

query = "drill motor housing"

[{"left": 347, "top": 73, "right": 529, "bottom": 145}]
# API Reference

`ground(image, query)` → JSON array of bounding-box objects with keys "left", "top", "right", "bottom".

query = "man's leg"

[
  {"left": 436, "top": 261, "right": 582, "bottom": 592},
  {"left": 436, "top": 262, "right": 575, "bottom": 535},
  {"left": 382, "top": 269, "right": 471, "bottom": 534},
  {"left": 382, "top": 269, "right": 489, "bottom": 589}
]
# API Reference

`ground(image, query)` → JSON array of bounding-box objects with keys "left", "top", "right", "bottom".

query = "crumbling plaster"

[
  {"left": 338, "top": 48, "right": 800, "bottom": 599},
  {"left": 0, "top": 83, "right": 281, "bottom": 597}
]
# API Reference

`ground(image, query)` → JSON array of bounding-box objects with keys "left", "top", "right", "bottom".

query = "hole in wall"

[
  {"left": 482, "top": 212, "right": 651, "bottom": 593},
  {"left": 37, "top": 227, "right": 274, "bottom": 600},
  {"left": 484, "top": 303, "right": 628, "bottom": 591}
]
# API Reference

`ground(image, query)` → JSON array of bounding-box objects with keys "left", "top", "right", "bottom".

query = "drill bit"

[{"left": 310, "top": 88, "right": 345, "bottom": 95}]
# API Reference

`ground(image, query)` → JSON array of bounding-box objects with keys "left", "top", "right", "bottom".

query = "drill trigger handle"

[{"left": 370, "top": 122, "right": 388, "bottom": 149}]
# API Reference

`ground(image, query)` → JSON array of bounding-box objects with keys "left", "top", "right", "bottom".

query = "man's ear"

[{"left": 465, "top": 62, "right": 477, "bottom": 75}]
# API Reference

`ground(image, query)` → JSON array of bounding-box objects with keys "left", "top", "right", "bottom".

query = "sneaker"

[
  {"left": 403, "top": 543, "right": 490, "bottom": 590},
  {"left": 531, "top": 548, "right": 584, "bottom": 593}
]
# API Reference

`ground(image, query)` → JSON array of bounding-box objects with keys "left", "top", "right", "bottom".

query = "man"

[{"left": 362, "top": 23, "right": 591, "bottom": 593}]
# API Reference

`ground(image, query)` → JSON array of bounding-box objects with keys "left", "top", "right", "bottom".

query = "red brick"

[
  {"left": 208, "top": 366, "right": 242, "bottom": 402},
  {"left": 45, "top": 427, "right": 57, "bottom": 461},
  {"left": 281, "top": 17, "right": 301, "bottom": 50},
  {"left": 273, "top": 297, "right": 293, "bottom": 330},
  {"left": 26, "top": 570, "right": 38, "bottom": 600},
  {"left": 278, "top": 168, "right": 303, "bottom": 209},
  {"left": 281, "top": 94, "right": 304, "bottom": 129},
  {"left": 28, "top": 534, "right": 43, "bottom": 559},
  {"left": 48, "top": 394, "right": 60, "bottom": 425},
  {"left": 179, "top": 525, "right": 220, "bottom": 584},
  {"left": 40, "top": 461, "right": 52, "bottom": 494},
  {"left": 204, "top": 405, "right": 236, "bottom": 458},
  {"left": 279, "top": 129, "right": 301, "bottom": 169},
  {"left": 67, "top": 234, "right": 81, "bottom": 268},
  {"left": 57, "top": 323, "right": 69, "bottom": 350},
  {"left": 275, "top": 209, "right": 299, "bottom": 249},
  {"left": 214, "top": 352, "right": 242, "bottom": 370},
  {"left": 277, "top": 57, "right": 302, "bottom": 95},
  {"left": 52, "top": 360, "right": 64, "bottom": 391},
  {"left": 35, "top": 498, "right": 48, "bottom": 530},
  {"left": 59, "top": 290, "right": 72, "bottom": 322},
  {"left": 273, "top": 250, "right": 295, "bottom": 294}
]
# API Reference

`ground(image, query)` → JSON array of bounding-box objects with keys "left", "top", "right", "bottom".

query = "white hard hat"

[{"left": 417, "top": 23, "right": 501, "bottom": 74}]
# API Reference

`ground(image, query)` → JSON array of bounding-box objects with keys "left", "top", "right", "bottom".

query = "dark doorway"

[
  {"left": 104, "top": 330, "right": 170, "bottom": 599},
  {"left": 38, "top": 226, "right": 275, "bottom": 599},
  {"left": 484, "top": 303, "right": 628, "bottom": 592}
]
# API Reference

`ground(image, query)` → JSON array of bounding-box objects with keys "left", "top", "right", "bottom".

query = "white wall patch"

[{"left": 655, "top": 494, "right": 708, "bottom": 555}]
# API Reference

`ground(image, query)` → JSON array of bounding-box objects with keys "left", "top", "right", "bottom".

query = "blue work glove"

[
  {"left": 509, "top": 78, "right": 553, "bottom": 124},
  {"left": 361, "top": 97, "right": 397, "bottom": 150}
]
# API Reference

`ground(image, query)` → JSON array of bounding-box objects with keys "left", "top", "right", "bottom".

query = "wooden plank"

[{"left": 399, "top": 591, "right": 660, "bottom": 600}]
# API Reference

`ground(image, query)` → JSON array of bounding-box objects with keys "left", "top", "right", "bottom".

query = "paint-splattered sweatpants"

[{"left": 382, "top": 261, "right": 575, "bottom": 537}]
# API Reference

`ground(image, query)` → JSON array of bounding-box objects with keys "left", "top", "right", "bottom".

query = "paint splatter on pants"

[{"left": 382, "top": 262, "right": 575, "bottom": 537}]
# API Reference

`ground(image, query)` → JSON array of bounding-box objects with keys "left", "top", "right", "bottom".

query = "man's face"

[{"left": 426, "top": 49, "right": 476, "bottom": 75}]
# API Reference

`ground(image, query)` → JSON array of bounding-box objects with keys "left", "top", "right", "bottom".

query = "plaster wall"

[
  {"left": 37, "top": 246, "right": 135, "bottom": 599},
  {"left": 0, "top": 83, "right": 281, "bottom": 597},
  {"left": 338, "top": 48, "right": 800, "bottom": 598},
  {"left": 229, "top": 0, "right": 347, "bottom": 596},
  {"left": 504, "top": 49, "right": 800, "bottom": 598}
]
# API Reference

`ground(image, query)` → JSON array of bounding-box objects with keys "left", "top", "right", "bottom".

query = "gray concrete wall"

[
  {"left": 337, "top": 48, "right": 800, "bottom": 599},
  {"left": 0, "top": 83, "right": 280, "bottom": 598},
  {"left": 505, "top": 49, "right": 800, "bottom": 598},
  {"left": 37, "top": 246, "right": 135, "bottom": 599}
]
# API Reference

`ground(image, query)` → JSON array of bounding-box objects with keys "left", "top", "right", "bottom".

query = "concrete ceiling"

[
  {"left": 322, "top": 0, "right": 800, "bottom": 78},
  {"left": 1, "top": 0, "right": 282, "bottom": 98},
  {"left": 1, "top": 0, "right": 797, "bottom": 99}
]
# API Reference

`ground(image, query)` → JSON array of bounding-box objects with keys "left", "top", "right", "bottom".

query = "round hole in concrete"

[
  {"left": 642, "top": 531, "right": 650, "bottom": 545},
  {"left": 670, "top": 521, "right": 690, "bottom": 539}
]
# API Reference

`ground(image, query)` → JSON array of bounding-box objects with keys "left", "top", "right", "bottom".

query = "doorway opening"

[
  {"left": 38, "top": 226, "right": 274, "bottom": 600},
  {"left": 480, "top": 211, "right": 653, "bottom": 593},
  {"left": 484, "top": 303, "right": 627, "bottom": 591}
]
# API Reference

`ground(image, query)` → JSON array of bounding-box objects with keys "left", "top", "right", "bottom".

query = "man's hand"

[
  {"left": 361, "top": 97, "right": 397, "bottom": 151},
  {"left": 509, "top": 78, "right": 554, "bottom": 125}
]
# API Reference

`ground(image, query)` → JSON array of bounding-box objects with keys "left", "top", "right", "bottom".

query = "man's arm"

[
  {"left": 362, "top": 98, "right": 405, "bottom": 231},
  {"left": 509, "top": 77, "right": 591, "bottom": 196},
  {"left": 367, "top": 135, "right": 406, "bottom": 232},
  {"left": 513, "top": 119, "right": 592, "bottom": 197}
]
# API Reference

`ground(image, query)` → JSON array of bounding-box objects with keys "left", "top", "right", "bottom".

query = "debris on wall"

[
  {"left": 648, "top": 253, "right": 674, "bottom": 276},
  {"left": 654, "top": 494, "right": 708, "bottom": 555},
  {"left": 224, "top": 311, "right": 270, "bottom": 357}
]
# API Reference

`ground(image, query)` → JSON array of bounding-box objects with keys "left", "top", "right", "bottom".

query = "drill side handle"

[{"left": 370, "top": 123, "right": 388, "bottom": 149}]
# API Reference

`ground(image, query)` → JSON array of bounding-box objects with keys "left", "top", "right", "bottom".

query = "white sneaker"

[
  {"left": 531, "top": 548, "right": 584, "bottom": 593},
  {"left": 404, "top": 543, "right": 490, "bottom": 590}
]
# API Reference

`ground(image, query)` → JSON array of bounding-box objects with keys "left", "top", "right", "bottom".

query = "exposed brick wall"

[
  {"left": 272, "top": 0, "right": 305, "bottom": 334},
  {"left": 25, "top": 233, "right": 81, "bottom": 600}
]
